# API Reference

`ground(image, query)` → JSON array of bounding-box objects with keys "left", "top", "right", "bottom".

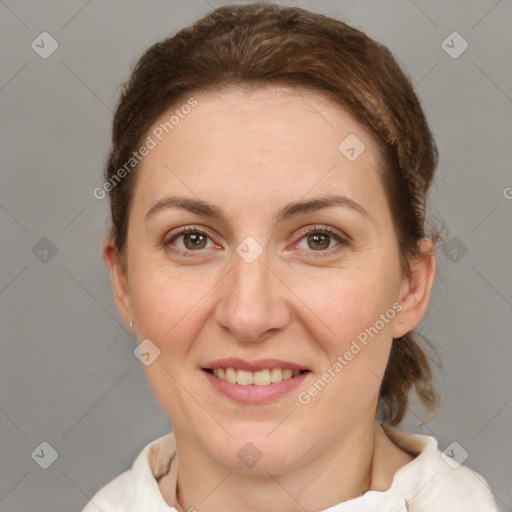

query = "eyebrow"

[{"left": 144, "top": 193, "right": 370, "bottom": 227}]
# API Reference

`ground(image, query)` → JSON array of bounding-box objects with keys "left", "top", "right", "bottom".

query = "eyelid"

[
  {"left": 290, "top": 224, "right": 350, "bottom": 257},
  {"left": 163, "top": 223, "right": 350, "bottom": 257},
  {"left": 163, "top": 224, "right": 211, "bottom": 243},
  {"left": 294, "top": 224, "right": 349, "bottom": 243},
  {"left": 162, "top": 224, "right": 220, "bottom": 257}
]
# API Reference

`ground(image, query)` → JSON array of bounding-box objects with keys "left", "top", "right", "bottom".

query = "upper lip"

[{"left": 202, "top": 358, "right": 309, "bottom": 372}]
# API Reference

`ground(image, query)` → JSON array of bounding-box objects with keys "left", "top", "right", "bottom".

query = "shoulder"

[
  {"left": 81, "top": 433, "right": 178, "bottom": 512},
  {"left": 430, "top": 462, "right": 498, "bottom": 509},
  {"left": 82, "top": 468, "right": 137, "bottom": 512},
  {"left": 382, "top": 425, "right": 499, "bottom": 511},
  {"left": 410, "top": 463, "right": 499, "bottom": 511}
]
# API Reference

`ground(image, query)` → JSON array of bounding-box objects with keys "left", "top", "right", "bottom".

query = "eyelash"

[
  {"left": 162, "top": 225, "right": 212, "bottom": 258},
  {"left": 162, "top": 224, "right": 349, "bottom": 258},
  {"left": 295, "top": 224, "right": 349, "bottom": 257}
]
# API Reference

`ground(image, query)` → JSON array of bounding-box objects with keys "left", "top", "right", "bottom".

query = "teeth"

[
  {"left": 282, "top": 369, "right": 293, "bottom": 380},
  {"left": 253, "top": 369, "right": 270, "bottom": 385},
  {"left": 236, "top": 369, "right": 253, "bottom": 385},
  {"left": 225, "top": 367, "right": 237, "bottom": 384},
  {"left": 270, "top": 368, "right": 282, "bottom": 383},
  {"left": 212, "top": 367, "right": 303, "bottom": 385}
]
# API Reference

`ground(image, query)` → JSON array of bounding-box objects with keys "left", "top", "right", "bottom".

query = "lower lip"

[{"left": 202, "top": 369, "right": 310, "bottom": 403}]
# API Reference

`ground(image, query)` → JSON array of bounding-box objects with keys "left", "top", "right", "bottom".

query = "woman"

[{"left": 85, "top": 3, "right": 498, "bottom": 511}]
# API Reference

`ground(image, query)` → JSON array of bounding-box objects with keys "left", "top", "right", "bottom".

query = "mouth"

[
  {"left": 202, "top": 367, "right": 309, "bottom": 386},
  {"left": 201, "top": 358, "right": 311, "bottom": 402}
]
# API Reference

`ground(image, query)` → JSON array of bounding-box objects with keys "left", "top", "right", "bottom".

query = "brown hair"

[{"left": 104, "top": 3, "right": 442, "bottom": 425}]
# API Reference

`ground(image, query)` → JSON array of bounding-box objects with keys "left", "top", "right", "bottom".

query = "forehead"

[{"left": 131, "top": 85, "right": 388, "bottom": 224}]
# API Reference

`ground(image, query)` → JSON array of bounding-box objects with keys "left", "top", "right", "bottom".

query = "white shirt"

[{"left": 82, "top": 425, "right": 498, "bottom": 511}]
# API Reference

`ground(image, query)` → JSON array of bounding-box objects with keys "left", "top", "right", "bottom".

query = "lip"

[
  {"left": 202, "top": 367, "right": 310, "bottom": 403},
  {"left": 202, "top": 358, "right": 309, "bottom": 372}
]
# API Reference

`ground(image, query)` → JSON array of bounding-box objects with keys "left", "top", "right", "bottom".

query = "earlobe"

[
  {"left": 392, "top": 238, "right": 436, "bottom": 339},
  {"left": 102, "top": 237, "right": 133, "bottom": 327}
]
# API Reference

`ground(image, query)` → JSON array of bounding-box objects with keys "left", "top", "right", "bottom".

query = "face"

[{"left": 104, "top": 85, "right": 429, "bottom": 474}]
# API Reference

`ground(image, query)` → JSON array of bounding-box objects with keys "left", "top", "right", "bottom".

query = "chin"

[{"left": 205, "top": 428, "right": 311, "bottom": 475}]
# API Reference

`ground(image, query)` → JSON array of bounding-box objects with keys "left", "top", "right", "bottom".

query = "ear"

[
  {"left": 102, "top": 237, "right": 133, "bottom": 328},
  {"left": 392, "top": 238, "right": 436, "bottom": 338}
]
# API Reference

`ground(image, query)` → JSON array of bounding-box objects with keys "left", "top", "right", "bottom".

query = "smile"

[
  {"left": 202, "top": 360, "right": 311, "bottom": 403},
  {"left": 208, "top": 367, "right": 305, "bottom": 385}
]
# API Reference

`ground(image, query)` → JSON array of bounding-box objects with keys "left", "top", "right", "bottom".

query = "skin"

[{"left": 103, "top": 85, "right": 436, "bottom": 512}]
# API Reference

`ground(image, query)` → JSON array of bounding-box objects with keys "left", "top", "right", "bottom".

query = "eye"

[
  {"left": 294, "top": 224, "right": 349, "bottom": 257},
  {"left": 162, "top": 224, "right": 349, "bottom": 258},
  {"left": 163, "top": 225, "right": 217, "bottom": 256}
]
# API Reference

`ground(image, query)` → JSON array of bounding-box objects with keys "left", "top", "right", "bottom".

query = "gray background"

[{"left": 1, "top": 0, "right": 511, "bottom": 510}]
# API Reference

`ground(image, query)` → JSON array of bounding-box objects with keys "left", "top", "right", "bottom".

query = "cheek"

[
  {"left": 289, "top": 269, "right": 397, "bottom": 405},
  {"left": 131, "top": 254, "right": 400, "bottom": 359},
  {"left": 131, "top": 271, "right": 208, "bottom": 348},
  {"left": 130, "top": 273, "right": 213, "bottom": 425},
  {"left": 289, "top": 265, "right": 399, "bottom": 346}
]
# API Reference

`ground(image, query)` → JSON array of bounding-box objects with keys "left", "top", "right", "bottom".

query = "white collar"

[{"left": 130, "top": 425, "right": 441, "bottom": 511}]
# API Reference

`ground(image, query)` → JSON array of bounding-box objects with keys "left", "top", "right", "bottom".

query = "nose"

[{"left": 214, "top": 245, "right": 290, "bottom": 343}]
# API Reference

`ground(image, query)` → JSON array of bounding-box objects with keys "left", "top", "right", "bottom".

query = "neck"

[{"left": 165, "top": 409, "right": 403, "bottom": 512}]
